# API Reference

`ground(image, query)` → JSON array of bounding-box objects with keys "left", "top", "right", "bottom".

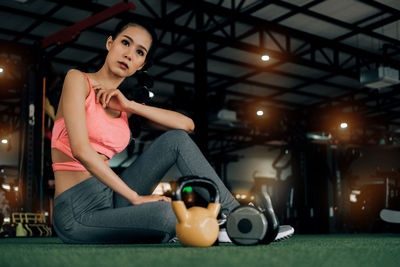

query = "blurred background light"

[
  {"left": 261, "top": 55, "right": 270, "bottom": 61},
  {"left": 340, "top": 122, "right": 348, "bottom": 129}
]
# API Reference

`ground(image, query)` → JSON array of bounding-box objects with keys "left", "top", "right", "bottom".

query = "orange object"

[{"left": 171, "top": 176, "right": 221, "bottom": 247}]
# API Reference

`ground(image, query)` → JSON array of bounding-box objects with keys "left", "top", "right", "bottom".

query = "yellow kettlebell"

[{"left": 172, "top": 176, "right": 221, "bottom": 247}]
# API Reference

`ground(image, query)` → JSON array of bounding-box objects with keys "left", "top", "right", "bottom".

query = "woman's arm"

[
  {"left": 128, "top": 101, "right": 195, "bottom": 132},
  {"left": 61, "top": 70, "right": 169, "bottom": 205},
  {"left": 96, "top": 88, "right": 195, "bottom": 132}
]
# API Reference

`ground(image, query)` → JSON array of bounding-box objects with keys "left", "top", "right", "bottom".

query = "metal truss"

[{"left": 1, "top": 0, "right": 400, "bottom": 157}]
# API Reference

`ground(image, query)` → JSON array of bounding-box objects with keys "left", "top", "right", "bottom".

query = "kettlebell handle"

[{"left": 173, "top": 176, "right": 220, "bottom": 203}]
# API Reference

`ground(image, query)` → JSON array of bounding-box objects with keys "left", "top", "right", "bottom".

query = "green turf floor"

[{"left": 1, "top": 234, "right": 399, "bottom": 267}]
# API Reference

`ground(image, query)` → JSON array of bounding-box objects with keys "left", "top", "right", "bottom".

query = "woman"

[{"left": 51, "top": 19, "right": 240, "bottom": 244}]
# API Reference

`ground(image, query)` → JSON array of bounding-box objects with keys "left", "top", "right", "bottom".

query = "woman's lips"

[{"left": 118, "top": 61, "right": 128, "bottom": 70}]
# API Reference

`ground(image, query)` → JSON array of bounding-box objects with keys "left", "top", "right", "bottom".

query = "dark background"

[{"left": 0, "top": 0, "right": 400, "bottom": 234}]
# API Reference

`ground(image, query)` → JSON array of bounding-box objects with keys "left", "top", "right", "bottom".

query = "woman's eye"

[
  {"left": 137, "top": 50, "right": 144, "bottom": 56},
  {"left": 122, "top": 40, "right": 129, "bottom": 46}
]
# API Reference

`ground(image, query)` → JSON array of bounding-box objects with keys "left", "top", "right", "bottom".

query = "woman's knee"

[
  {"left": 163, "top": 129, "right": 189, "bottom": 139},
  {"left": 161, "top": 129, "right": 192, "bottom": 147}
]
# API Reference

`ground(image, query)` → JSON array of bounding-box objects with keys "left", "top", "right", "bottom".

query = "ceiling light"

[
  {"left": 1, "top": 139, "right": 8, "bottom": 144},
  {"left": 1, "top": 184, "right": 11, "bottom": 191},
  {"left": 0, "top": 67, "right": 3, "bottom": 73},
  {"left": 256, "top": 110, "right": 264, "bottom": 116},
  {"left": 261, "top": 55, "right": 270, "bottom": 61},
  {"left": 148, "top": 91, "right": 154, "bottom": 98},
  {"left": 340, "top": 122, "right": 348, "bottom": 129}
]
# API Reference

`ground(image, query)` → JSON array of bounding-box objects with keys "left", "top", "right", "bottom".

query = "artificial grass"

[{"left": 1, "top": 234, "right": 399, "bottom": 267}]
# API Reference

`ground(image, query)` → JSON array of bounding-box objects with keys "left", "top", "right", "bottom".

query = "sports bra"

[{"left": 51, "top": 72, "right": 131, "bottom": 172}]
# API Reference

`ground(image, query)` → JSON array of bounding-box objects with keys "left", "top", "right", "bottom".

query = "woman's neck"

[{"left": 91, "top": 66, "right": 125, "bottom": 89}]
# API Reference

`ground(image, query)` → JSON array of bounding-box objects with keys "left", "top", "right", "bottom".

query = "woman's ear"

[{"left": 106, "top": 36, "right": 113, "bottom": 51}]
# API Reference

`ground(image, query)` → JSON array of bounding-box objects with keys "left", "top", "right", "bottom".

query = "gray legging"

[{"left": 53, "top": 130, "right": 240, "bottom": 244}]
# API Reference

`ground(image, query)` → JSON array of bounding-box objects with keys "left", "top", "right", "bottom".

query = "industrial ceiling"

[{"left": 1, "top": 0, "right": 400, "bottom": 160}]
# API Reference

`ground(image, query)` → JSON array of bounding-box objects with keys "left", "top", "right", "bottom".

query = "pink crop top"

[{"left": 51, "top": 72, "right": 131, "bottom": 171}]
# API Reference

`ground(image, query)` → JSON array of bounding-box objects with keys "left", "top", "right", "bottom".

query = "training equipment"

[
  {"left": 218, "top": 225, "right": 294, "bottom": 243},
  {"left": 380, "top": 209, "right": 400, "bottom": 224},
  {"left": 172, "top": 176, "right": 221, "bottom": 247},
  {"left": 274, "top": 225, "right": 294, "bottom": 242},
  {"left": 11, "top": 212, "right": 52, "bottom": 237},
  {"left": 226, "top": 191, "right": 279, "bottom": 245}
]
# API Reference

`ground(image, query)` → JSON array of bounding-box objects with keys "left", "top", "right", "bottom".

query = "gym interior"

[{"left": 1, "top": 0, "right": 400, "bottom": 266}]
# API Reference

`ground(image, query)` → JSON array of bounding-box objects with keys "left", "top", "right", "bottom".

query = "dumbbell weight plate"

[{"left": 226, "top": 206, "right": 268, "bottom": 245}]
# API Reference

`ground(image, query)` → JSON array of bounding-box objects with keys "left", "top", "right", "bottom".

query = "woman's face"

[{"left": 106, "top": 25, "right": 152, "bottom": 77}]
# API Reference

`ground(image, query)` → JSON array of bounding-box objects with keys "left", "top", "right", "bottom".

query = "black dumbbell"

[{"left": 226, "top": 191, "right": 279, "bottom": 245}]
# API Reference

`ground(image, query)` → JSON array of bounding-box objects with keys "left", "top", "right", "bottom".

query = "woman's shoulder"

[
  {"left": 63, "top": 69, "right": 90, "bottom": 91},
  {"left": 65, "top": 69, "right": 86, "bottom": 81},
  {"left": 60, "top": 69, "right": 93, "bottom": 102}
]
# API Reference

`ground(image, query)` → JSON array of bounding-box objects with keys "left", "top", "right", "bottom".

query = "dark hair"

[
  {"left": 119, "top": 71, "right": 153, "bottom": 138},
  {"left": 112, "top": 18, "right": 158, "bottom": 71}
]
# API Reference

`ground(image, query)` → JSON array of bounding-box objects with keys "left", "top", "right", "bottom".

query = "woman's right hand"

[
  {"left": 94, "top": 87, "right": 132, "bottom": 112},
  {"left": 132, "top": 194, "right": 171, "bottom": 205}
]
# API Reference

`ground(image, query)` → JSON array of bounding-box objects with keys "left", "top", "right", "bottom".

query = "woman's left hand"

[{"left": 95, "top": 87, "right": 131, "bottom": 112}]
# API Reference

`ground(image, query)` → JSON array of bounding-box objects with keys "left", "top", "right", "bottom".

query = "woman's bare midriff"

[{"left": 52, "top": 148, "right": 108, "bottom": 198}]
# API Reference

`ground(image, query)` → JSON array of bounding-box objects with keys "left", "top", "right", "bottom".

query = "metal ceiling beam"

[
  {"left": 335, "top": 14, "right": 399, "bottom": 42},
  {"left": 150, "top": 1, "right": 394, "bottom": 104},
  {"left": 191, "top": 7, "right": 396, "bottom": 104},
  {"left": 0, "top": 26, "right": 32, "bottom": 37},
  {"left": 42, "top": 0, "right": 398, "bottom": 73},
  {"left": 41, "top": 2, "right": 135, "bottom": 48},
  {"left": 270, "top": 0, "right": 400, "bottom": 46},
  {"left": 12, "top": 3, "right": 63, "bottom": 42},
  {"left": 155, "top": 59, "right": 326, "bottom": 101},
  {"left": 206, "top": 54, "right": 355, "bottom": 94},
  {"left": 169, "top": 0, "right": 399, "bottom": 65},
  {"left": 5, "top": 1, "right": 397, "bottom": 82},
  {"left": 0, "top": 3, "right": 70, "bottom": 28},
  {"left": 153, "top": 32, "right": 364, "bottom": 108},
  {"left": 207, "top": 35, "right": 358, "bottom": 91},
  {"left": 0, "top": 3, "right": 114, "bottom": 42},
  {"left": 272, "top": 0, "right": 326, "bottom": 23},
  {"left": 34, "top": 0, "right": 394, "bottom": 110},
  {"left": 358, "top": 0, "right": 400, "bottom": 16},
  {"left": 0, "top": 2, "right": 382, "bottom": 118},
  {"left": 1, "top": 22, "right": 349, "bottom": 107}
]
